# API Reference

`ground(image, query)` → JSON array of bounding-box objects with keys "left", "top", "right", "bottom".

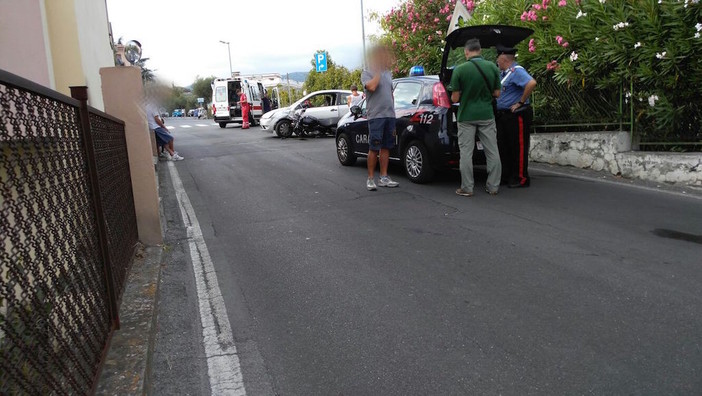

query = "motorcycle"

[{"left": 291, "top": 105, "right": 333, "bottom": 138}]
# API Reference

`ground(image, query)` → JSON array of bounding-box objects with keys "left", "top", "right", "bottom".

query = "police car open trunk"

[{"left": 440, "top": 25, "right": 533, "bottom": 138}]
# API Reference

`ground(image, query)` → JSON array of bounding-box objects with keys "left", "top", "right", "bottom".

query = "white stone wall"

[
  {"left": 529, "top": 132, "right": 702, "bottom": 186},
  {"left": 616, "top": 152, "right": 702, "bottom": 186}
]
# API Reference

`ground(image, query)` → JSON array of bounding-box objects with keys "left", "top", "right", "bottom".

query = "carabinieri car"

[
  {"left": 335, "top": 25, "right": 533, "bottom": 184},
  {"left": 335, "top": 75, "right": 485, "bottom": 183}
]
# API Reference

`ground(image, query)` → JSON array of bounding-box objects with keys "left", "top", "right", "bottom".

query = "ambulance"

[{"left": 211, "top": 73, "right": 266, "bottom": 128}]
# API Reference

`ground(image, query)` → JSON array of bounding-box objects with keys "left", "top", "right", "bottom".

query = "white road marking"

[
  {"left": 181, "top": 125, "right": 192, "bottom": 128},
  {"left": 196, "top": 124, "right": 209, "bottom": 127},
  {"left": 167, "top": 162, "right": 247, "bottom": 395},
  {"left": 533, "top": 167, "right": 702, "bottom": 201},
  {"left": 166, "top": 126, "right": 176, "bottom": 130}
]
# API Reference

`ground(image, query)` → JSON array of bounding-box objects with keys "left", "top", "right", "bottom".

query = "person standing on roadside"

[
  {"left": 238, "top": 89, "right": 250, "bottom": 129},
  {"left": 361, "top": 45, "right": 399, "bottom": 191},
  {"left": 495, "top": 44, "right": 537, "bottom": 188},
  {"left": 262, "top": 92, "right": 272, "bottom": 114},
  {"left": 449, "top": 38, "right": 502, "bottom": 197},
  {"left": 347, "top": 85, "right": 364, "bottom": 108}
]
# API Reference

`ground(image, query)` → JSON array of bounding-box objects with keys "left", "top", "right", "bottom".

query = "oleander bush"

[{"left": 376, "top": 0, "right": 702, "bottom": 148}]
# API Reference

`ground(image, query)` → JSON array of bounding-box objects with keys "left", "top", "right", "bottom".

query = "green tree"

[
  {"left": 304, "top": 51, "right": 363, "bottom": 93},
  {"left": 191, "top": 76, "right": 216, "bottom": 104},
  {"left": 134, "top": 57, "right": 155, "bottom": 83}
]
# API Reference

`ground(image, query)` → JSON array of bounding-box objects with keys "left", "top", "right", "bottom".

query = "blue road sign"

[{"left": 315, "top": 52, "right": 327, "bottom": 73}]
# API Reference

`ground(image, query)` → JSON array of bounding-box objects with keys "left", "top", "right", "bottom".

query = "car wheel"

[
  {"left": 219, "top": 122, "right": 227, "bottom": 128},
  {"left": 336, "top": 133, "right": 357, "bottom": 166},
  {"left": 404, "top": 140, "right": 434, "bottom": 184},
  {"left": 275, "top": 120, "right": 292, "bottom": 138}
]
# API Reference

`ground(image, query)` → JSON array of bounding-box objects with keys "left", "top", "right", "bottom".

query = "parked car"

[
  {"left": 260, "top": 90, "right": 352, "bottom": 138},
  {"left": 172, "top": 109, "right": 185, "bottom": 117},
  {"left": 335, "top": 25, "right": 533, "bottom": 184},
  {"left": 335, "top": 76, "right": 468, "bottom": 183}
]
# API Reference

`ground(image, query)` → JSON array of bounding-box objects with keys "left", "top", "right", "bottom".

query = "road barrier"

[{"left": 1, "top": 69, "right": 138, "bottom": 395}]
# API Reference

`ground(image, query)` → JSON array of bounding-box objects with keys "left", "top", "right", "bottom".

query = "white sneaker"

[
  {"left": 366, "top": 178, "right": 377, "bottom": 191},
  {"left": 171, "top": 153, "right": 184, "bottom": 161},
  {"left": 378, "top": 176, "right": 399, "bottom": 188}
]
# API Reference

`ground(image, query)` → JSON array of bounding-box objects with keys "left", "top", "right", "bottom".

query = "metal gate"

[{"left": 1, "top": 69, "right": 138, "bottom": 395}]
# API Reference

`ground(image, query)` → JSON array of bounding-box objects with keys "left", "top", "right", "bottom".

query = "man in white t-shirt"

[{"left": 146, "top": 103, "right": 183, "bottom": 161}]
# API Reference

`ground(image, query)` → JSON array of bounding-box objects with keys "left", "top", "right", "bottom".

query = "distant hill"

[{"left": 284, "top": 72, "right": 309, "bottom": 84}]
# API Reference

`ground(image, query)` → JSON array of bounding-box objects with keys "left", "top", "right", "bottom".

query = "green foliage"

[
  {"left": 191, "top": 76, "right": 216, "bottom": 103},
  {"left": 164, "top": 85, "right": 198, "bottom": 113},
  {"left": 134, "top": 58, "right": 155, "bottom": 84},
  {"left": 304, "top": 51, "right": 363, "bottom": 93},
  {"left": 275, "top": 85, "right": 305, "bottom": 107},
  {"left": 376, "top": 0, "right": 702, "bottom": 147}
]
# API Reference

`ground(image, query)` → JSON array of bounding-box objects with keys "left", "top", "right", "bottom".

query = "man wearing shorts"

[
  {"left": 146, "top": 103, "right": 183, "bottom": 161},
  {"left": 360, "top": 45, "right": 399, "bottom": 191}
]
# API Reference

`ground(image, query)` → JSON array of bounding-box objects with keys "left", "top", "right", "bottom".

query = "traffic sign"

[
  {"left": 197, "top": 97, "right": 205, "bottom": 103},
  {"left": 315, "top": 52, "right": 327, "bottom": 73}
]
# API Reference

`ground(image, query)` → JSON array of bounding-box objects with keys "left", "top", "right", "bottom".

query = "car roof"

[
  {"left": 393, "top": 75, "right": 439, "bottom": 84},
  {"left": 307, "top": 90, "right": 352, "bottom": 94}
]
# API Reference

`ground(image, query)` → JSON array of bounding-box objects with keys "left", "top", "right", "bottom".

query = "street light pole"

[
  {"left": 360, "top": 0, "right": 367, "bottom": 69},
  {"left": 219, "top": 40, "right": 233, "bottom": 77}
]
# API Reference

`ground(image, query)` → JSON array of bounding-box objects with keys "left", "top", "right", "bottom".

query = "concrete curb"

[{"left": 95, "top": 245, "right": 163, "bottom": 395}]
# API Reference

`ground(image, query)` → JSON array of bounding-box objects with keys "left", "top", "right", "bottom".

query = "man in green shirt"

[{"left": 448, "top": 38, "right": 502, "bottom": 196}]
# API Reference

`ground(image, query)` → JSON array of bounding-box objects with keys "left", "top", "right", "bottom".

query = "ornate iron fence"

[
  {"left": 1, "top": 69, "right": 138, "bottom": 395},
  {"left": 531, "top": 77, "right": 702, "bottom": 151},
  {"left": 88, "top": 109, "right": 138, "bottom": 299}
]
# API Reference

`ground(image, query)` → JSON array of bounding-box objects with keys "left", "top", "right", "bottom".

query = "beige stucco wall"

[
  {"left": 73, "top": 0, "right": 115, "bottom": 111},
  {"left": 2, "top": 0, "right": 114, "bottom": 110},
  {"left": 0, "top": 0, "right": 54, "bottom": 87},
  {"left": 101, "top": 66, "right": 163, "bottom": 246}
]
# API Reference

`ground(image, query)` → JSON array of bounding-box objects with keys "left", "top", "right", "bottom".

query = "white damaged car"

[{"left": 260, "top": 90, "right": 351, "bottom": 138}]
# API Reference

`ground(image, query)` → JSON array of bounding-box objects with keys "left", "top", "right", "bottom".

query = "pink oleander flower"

[
  {"left": 521, "top": 11, "right": 528, "bottom": 21},
  {"left": 556, "top": 35, "right": 564, "bottom": 44},
  {"left": 446, "top": 14, "right": 452, "bottom": 21},
  {"left": 558, "top": 0, "right": 567, "bottom": 5},
  {"left": 533, "top": 3, "right": 542, "bottom": 9},
  {"left": 546, "top": 60, "right": 560, "bottom": 70},
  {"left": 434, "top": 17, "right": 440, "bottom": 22},
  {"left": 562, "top": 41, "right": 569, "bottom": 47},
  {"left": 543, "top": 16, "right": 548, "bottom": 20},
  {"left": 528, "top": 39, "right": 536, "bottom": 52}
]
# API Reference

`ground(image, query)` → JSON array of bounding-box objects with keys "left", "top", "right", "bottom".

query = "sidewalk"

[{"left": 95, "top": 245, "right": 163, "bottom": 395}]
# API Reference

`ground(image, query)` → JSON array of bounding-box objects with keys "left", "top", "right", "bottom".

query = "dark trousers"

[{"left": 496, "top": 107, "right": 533, "bottom": 186}]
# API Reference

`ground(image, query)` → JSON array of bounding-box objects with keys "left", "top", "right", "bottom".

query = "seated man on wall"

[{"left": 146, "top": 102, "right": 183, "bottom": 161}]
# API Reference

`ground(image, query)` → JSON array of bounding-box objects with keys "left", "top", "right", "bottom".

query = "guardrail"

[{"left": 1, "top": 69, "right": 138, "bottom": 395}]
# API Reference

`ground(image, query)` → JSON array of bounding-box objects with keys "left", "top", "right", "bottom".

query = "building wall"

[
  {"left": 0, "top": 0, "right": 114, "bottom": 110},
  {"left": 0, "top": 0, "right": 54, "bottom": 87},
  {"left": 73, "top": 0, "right": 115, "bottom": 110},
  {"left": 44, "top": 0, "right": 85, "bottom": 99}
]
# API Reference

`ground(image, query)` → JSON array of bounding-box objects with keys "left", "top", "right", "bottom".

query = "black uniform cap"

[{"left": 495, "top": 44, "right": 518, "bottom": 55}]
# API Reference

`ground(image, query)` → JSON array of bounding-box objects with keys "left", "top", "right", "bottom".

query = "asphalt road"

[{"left": 152, "top": 117, "right": 702, "bottom": 395}]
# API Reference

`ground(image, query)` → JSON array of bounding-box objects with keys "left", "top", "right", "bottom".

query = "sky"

[{"left": 106, "top": 0, "right": 400, "bottom": 86}]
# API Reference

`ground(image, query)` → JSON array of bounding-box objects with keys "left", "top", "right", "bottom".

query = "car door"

[
  {"left": 392, "top": 81, "right": 423, "bottom": 157},
  {"left": 302, "top": 93, "right": 339, "bottom": 127},
  {"left": 336, "top": 92, "right": 351, "bottom": 122},
  {"left": 347, "top": 99, "right": 369, "bottom": 155}
]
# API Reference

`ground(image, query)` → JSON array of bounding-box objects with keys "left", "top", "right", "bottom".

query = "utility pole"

[
  {"left": 286, "top": 73, "right": 293, "bottom": 106},
  {"left": 219, "top": 40, "right": 233, "bottom": 77},
  {"left": 360, "top": 0, "right": 367, "bottom": 69}
]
